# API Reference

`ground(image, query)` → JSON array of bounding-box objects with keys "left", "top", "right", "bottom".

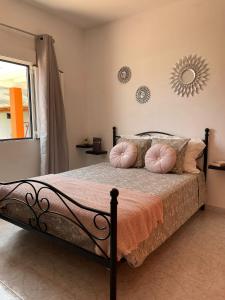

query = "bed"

[{"left": 0, "top": 127, "right": 210, "bottom": 300}]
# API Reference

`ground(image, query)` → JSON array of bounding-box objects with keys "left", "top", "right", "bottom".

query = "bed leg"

[
  {"left": 200, "top": 204, "right": 205, "bottom": 211},
  {"left": 110, "top": 188, "right": 119, "bottom": 300},
  {"left": 110, "top": 261, "right": 117, "bottom": 300}
]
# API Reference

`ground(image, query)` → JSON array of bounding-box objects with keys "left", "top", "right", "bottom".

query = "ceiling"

[{"left": 23, "top": 0, "right": 171, "bottom": 29}]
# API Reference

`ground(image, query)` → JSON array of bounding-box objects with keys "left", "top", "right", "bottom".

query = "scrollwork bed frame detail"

[
  {"left": 0, "top": 127, "right": 210, "bottom": 300},
  {"left": 0, "top": 179, "right": 119, "bottom": 300}
]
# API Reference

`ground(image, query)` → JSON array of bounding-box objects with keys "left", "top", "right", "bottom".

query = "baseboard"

[{"left": 205, "top": 204, "right": 225, "bottom": 214}]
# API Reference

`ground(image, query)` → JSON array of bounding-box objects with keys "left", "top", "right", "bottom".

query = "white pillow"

[{"left": 183, "top": 139, "right": 206, "bottom": 174}]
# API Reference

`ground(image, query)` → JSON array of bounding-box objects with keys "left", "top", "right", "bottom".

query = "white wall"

[
  {"left": 0, "top": 0, "right": 86, "bottom": 180},
  {"left": 1, "top": 0, "right": 224, "bottom": 208},
  {"left": 0, "top": 112, "right": 11, "bottom": 139},
  {"left": 0, "top": 111, "right": 30, "bottom": 139},
  {"left": 84, "top": 0, "right": 225, "bottom": 208}
]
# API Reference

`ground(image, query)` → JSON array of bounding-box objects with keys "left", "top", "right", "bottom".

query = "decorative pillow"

[
  {"left": 120, "top": 134, "right": 151, "bottom": 140},
  {"left": 151, "top": 138, "right": 190, "bottom": 174},
  {"left": 118, "top": 138, "right": 151, "bottom": 168},
  {"left": 183, "top": 139, "right": 206, "bottom": 173},
  {"left": 109, "top": 141, "right": 137, "bottom": 168},
  {"left": 150, "top": 134, "right": 181, "bottom": 139},
  {"left": 145, "top": 144, "right": 177, "bottom": 174}
]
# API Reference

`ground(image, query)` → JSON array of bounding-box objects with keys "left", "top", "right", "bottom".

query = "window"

[{"left": 0, "top": 58, "right": 33, "bottom": 140}]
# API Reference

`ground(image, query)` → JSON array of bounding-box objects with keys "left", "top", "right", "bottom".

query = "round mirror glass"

[
  {"left": 140, "top": 91, "right": 145, "bottom": 99},
  {"left": 121, "top": 71, "right": 127, "bottom": 79},
  {"left": 181, "top": 68, "right": 196, "bottom": 84}
]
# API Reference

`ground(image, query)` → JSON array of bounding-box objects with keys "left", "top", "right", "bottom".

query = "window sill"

[{"left": 0, "top": 137, "right": 38, "bottom": 142}]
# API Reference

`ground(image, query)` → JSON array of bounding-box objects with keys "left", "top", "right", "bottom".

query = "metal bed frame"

[{"left": 0, "top": 127, "right": 210, "bottom": 300}]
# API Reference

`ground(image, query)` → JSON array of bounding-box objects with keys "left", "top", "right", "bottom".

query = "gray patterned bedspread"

[{"left": 0, "top": 163, "right": 205, "bottom": 267}]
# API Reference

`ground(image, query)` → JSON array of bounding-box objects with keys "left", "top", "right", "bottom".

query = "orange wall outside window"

[{"left": 10, "top": 87, "right": 24, "bottom": 138}]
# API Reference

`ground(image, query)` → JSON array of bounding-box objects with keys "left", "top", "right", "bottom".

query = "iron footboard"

[{"left": 0, "top": 179, "right": 119, "bottom": 300}]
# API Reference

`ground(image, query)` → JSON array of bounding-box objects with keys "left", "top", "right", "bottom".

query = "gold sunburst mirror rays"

[{"left": 170, "top": 55, "right": 209, "bottom": 97}]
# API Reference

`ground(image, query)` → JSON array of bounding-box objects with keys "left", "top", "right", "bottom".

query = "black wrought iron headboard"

[{"left": 112, "top": 127, "right": 210, "bottom": 178}]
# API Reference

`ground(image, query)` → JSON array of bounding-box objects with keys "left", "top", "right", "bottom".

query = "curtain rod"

[
  {"left": 0, "top": 23, "right": 37, "bottom": 37},
  {"left": 0, "top": 22, "right": 63, "bottom": 73}
]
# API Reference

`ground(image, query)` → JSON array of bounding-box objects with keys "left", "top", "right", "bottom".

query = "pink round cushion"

[
  {"left": 109, "top": 142, "right": 137, "bottom": 168},
  {"left": 145, "top": 144, "right": 177, "bottom": 173}
]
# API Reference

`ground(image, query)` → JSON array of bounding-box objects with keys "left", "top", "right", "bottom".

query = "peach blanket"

[{"left": 0, "top": 174, "right": 163, "bottom": 259}]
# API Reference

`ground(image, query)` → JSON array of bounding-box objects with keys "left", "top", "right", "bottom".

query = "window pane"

[{"left": 0, "top": 60, "right": 32, "bottom": 140}]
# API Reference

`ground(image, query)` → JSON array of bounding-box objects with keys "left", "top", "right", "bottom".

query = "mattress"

[{"left": 0, "top": 163, "right": 205, "bottom": 267}]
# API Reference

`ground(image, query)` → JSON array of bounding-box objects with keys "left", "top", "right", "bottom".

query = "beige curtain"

[{"left": 36, "top": 34, "right": 69, "bottom": 175}]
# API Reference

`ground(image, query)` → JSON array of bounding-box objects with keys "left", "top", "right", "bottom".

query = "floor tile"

[
  {"left": 0, "top": 209, "right": 225, "bottom": 299},
  {"left": 0, "top": 281, "right": 22, "bottom": 300}
]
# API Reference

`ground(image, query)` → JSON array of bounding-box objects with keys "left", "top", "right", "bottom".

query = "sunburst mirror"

[
  {"left": 170, "top": 55, "right": 209, "bottom": 97},
  {"left": 136, "top": 86, "right": 151, "bottom": 103},
  {"left": 118, "top": 66, "right": 131, "bottom": 84}
]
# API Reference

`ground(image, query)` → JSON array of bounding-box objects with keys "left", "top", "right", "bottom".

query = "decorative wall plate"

[
  {"left": 118, "top": 66, "right": 131, "bottom": 84},
  {"left": 136, "top": 86, "right": 151, "bottom": 103},
  {"left": 170, "top": 54, "right": 209, "bottom": 97}
]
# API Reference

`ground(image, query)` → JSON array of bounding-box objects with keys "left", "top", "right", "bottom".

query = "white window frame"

[{"left": 0, "top": 55, "right": 37, "bottom": 141}]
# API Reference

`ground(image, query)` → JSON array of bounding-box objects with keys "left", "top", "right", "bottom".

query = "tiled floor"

[
  {"left": 0, "top": 208, "right": 225, "bottom": 300},
  {"left": 0, "top": 281, "right": 22, "bottom": 300}
]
